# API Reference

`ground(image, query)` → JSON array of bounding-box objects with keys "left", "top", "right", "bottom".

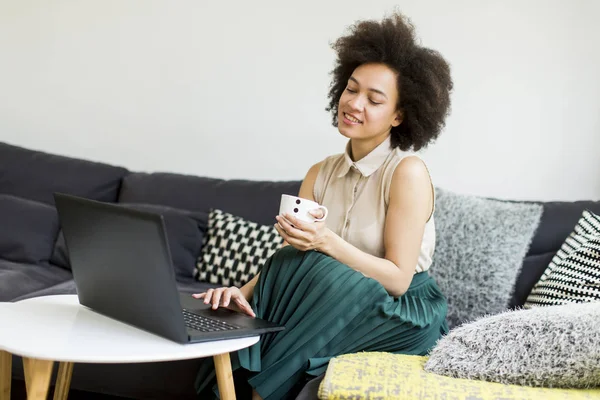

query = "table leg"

[
  {"left": 0, "top": 351, "right": 11, "bottom": 400},
  {"left": 53, "top": 362, "right": 73, "bottom": 400},
  {"left": 22, "top": 357, "right": 54, "bottom": 400},
  {"left": 23, "top": 356, "right": 31, "bottom": 395},
  {"left": 213, "top": 352, "right": 236, "bottom": 400}
]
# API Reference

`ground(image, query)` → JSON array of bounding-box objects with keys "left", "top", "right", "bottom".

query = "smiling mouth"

[{"left": 343, "top": 112, "right": 362, "bottom": 124}]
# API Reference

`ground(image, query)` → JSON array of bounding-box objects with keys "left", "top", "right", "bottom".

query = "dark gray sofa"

[{"left": 1, "top": 141, "right": 599, "bottom": 399}]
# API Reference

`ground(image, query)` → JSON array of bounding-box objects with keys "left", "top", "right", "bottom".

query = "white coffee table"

[{"left": 0, "top": 295, "right": 259, "bottom": 400}]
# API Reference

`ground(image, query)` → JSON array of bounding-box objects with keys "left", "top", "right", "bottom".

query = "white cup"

[{"left": 279, "top": 194, "right": 328, "bottom": 223}]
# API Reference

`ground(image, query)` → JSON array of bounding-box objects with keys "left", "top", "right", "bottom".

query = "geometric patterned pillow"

[
  {"left": 195, "top": 209, "right": 283, "bottom": 287},
  {"left": 524, "top": 210, "right": 600, "bottom": 308}
]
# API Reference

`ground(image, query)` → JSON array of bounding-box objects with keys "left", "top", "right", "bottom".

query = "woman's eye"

[
  {"left": 345, "top": 88, "right": 357, "bottom": 93},
  {"left": 369, "top": 99, "right": 381, "bottom": 105}
]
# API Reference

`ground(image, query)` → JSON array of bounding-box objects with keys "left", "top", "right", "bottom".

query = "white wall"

[{"left": 1, "top": 0, "right": 599, "bottom": 201}]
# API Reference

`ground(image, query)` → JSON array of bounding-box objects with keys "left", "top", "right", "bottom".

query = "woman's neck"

[{"left": 349, "top": 133, "right": 390, "bottom": 162}]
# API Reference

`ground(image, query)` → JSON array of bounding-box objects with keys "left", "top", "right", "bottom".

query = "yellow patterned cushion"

[{"left": 318, "top": 352, "right": 600, "bottom": 400}]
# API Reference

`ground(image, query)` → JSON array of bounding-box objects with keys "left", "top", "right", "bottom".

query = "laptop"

[{"left": 53, "top": 193, "right": 285, "bottom": 344}]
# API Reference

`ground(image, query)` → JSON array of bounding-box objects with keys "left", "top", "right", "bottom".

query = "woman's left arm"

[{"left": 275, "top": 156, "right": 433, "bottom": 297}]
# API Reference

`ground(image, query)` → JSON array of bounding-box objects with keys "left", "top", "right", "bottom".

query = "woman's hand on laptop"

[{"left": 192, "top": 287, "right": 256, "bottom": 318}]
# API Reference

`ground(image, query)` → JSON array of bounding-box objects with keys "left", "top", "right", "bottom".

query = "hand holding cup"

[{"left": 275, "top": 194, "right": 330, "bottom": 252}]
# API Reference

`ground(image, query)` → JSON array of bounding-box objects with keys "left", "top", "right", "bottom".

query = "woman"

[{"left": 194, "top": 10, "right": 453, "bottom": 400}]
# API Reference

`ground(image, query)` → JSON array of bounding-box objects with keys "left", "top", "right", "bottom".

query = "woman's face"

[{"left": 337, "top": 63, "right": 402, "bottom": 141}]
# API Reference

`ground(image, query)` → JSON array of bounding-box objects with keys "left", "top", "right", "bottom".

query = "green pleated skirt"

[{"left": 195, "top": 246, "right": 449, "bottom": 399}]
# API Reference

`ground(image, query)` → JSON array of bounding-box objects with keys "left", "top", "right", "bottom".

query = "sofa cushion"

[
  {"left": 0, "top": 195, "right": 60, "bottom": 264},
  {"left": 195, "top": 209, "right": 283, "bottom": 287},
  {"left": 527, "top": 200, "right": 600, "bottom": 256},
  {"left": 51, "top": 203, "right": 208, "bottom": 280},
  {"left": 429, "top": 188, "right": 543, "bottom": 329},
  {"left": 0, "top": 259, "right": 72, "bottom": 301},
  {"left": 320, "top": 352, "right": 600, "bottom": 400},
  {"left": 509, "top": 252, "right": 556, "bottom": 308},
  {"left": 118, "top": 172, "right": 302, "bottom": 226},
  {"left": 0, "top": 142, "right": 129, "bottom": 205},
  {"left": 536, "top": 210, "right": 600, "bottom": 275},
  {"left": 511, "top": 201, "right": 600, "bottom": 308},
  {"left": 424, "top": 302, "right": 600, "bottom": 389}
]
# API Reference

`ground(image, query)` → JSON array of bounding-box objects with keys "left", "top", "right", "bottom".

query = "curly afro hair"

[{"left": 326, "top": 12, "right": 453, "bottom": 151}]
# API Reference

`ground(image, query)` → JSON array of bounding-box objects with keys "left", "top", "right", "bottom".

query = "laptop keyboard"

[{"left": 182, "top": 309, "right": 240, "bottom": 332}]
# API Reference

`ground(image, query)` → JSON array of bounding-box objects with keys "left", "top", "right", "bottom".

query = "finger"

[
  {"left": 222, "top": 290, "right": 232, "bottom": 307},
  {"left": 309, "top": 209, "right": 325, "bottom": 220},
  {"left": 277, "top": 215, "right": 307, "bottom": 237},
  {"left": 276, "top": 223, "right": 310, "bottom": 251},
  {"left": 212, "top": 289, "right": 223, "bottom": 310},
  {"left": 235, "top": 298, "right": 256, "bottom": 317},
  {"left": 274, "top": 222, "right": 290, "bottom": 240},
  {"left": 275, "top": 216, "right": 291, "bottom": 229},
  {"left": 203, "top": 289, "right": 214, "bottom": 304},
  {"left": 279, "top": 233, "right": 306, "bottom": 250},
  {"left": 279, "top": 215, "right": 296, "bottom": 228},
  {"left": 280, "top": 214, "right": 298, "bottom": 228},
  {"left": 276, "top": 221, "right": 307, "bottom": 244},
  {"left": 274, "top": 222, "right": 301, "bottom": 245},
  {"left": 192, "top": 293, "right": 206, "bottom": 299},
  {"left": 284, "top": 213, "right": 313, "bottom": 232}
]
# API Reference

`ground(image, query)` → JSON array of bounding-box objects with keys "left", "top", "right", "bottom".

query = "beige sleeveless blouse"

[{"left": 313, "top": 136, "right": 436, "bottom": 273}]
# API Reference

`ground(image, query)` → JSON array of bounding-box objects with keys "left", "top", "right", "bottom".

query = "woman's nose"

[{"left": 347, "top": 95, "right": 364, "bottom": 111}]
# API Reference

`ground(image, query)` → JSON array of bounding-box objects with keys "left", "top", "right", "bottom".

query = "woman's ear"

[{"left": 392, "top": 109, "right": 404, "bottom": 127}]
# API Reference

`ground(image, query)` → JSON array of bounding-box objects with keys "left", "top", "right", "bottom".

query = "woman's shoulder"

[
  {"left": 322, "top": 152, "right": 346, "bottom": 166},
  {"left": 385, "top": 149, "right": 432, "bottom": 181},
  {"left": 309, "top": 152, "right": 346, "bottom": 203},
  {"left": 311, "top": 152, "right": 346, "bottom": 177},
  {"left": 383, "top": 150, "right": 434, "bottom": 210},
  {"left": 393, "top": 152, "right": 429, "bottom": 175}
]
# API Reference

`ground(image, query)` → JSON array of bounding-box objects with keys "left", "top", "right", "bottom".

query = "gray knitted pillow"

[
  {"left": 424, "top": 301, "right": 600, "bottom": 388},
  {"left": 430, "top": 188, "right": 543, "bottom": 328}
]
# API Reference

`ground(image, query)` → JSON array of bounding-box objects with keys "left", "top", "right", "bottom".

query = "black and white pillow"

[
  {"left": 524, "top": 210, "right": 600, "bottom": 307},
  {"left": 195, "top": 209, "right": 283, "bottom": 287}
]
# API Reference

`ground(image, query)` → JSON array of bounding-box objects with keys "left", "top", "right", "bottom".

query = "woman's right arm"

[
  {"left": 239, "top": 272, "right": 260, "bottom": 301},
  {"left": 239, "top": 161, "right": 322, "bottom": 298},
  {"left": 193, "top": 161, "right": 323, "bottom": 315}
]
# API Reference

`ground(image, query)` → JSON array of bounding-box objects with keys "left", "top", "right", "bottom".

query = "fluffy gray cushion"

[
  {"left": 424, "top": 301, "right": 600, "bottom": 388},
  {"left": 430, "top": 188, "right": 543, "bottom": 328}
]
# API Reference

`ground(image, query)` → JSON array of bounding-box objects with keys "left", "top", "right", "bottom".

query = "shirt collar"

[{"left": 337, "top": 135, "right": 394, "bottom": 178}]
